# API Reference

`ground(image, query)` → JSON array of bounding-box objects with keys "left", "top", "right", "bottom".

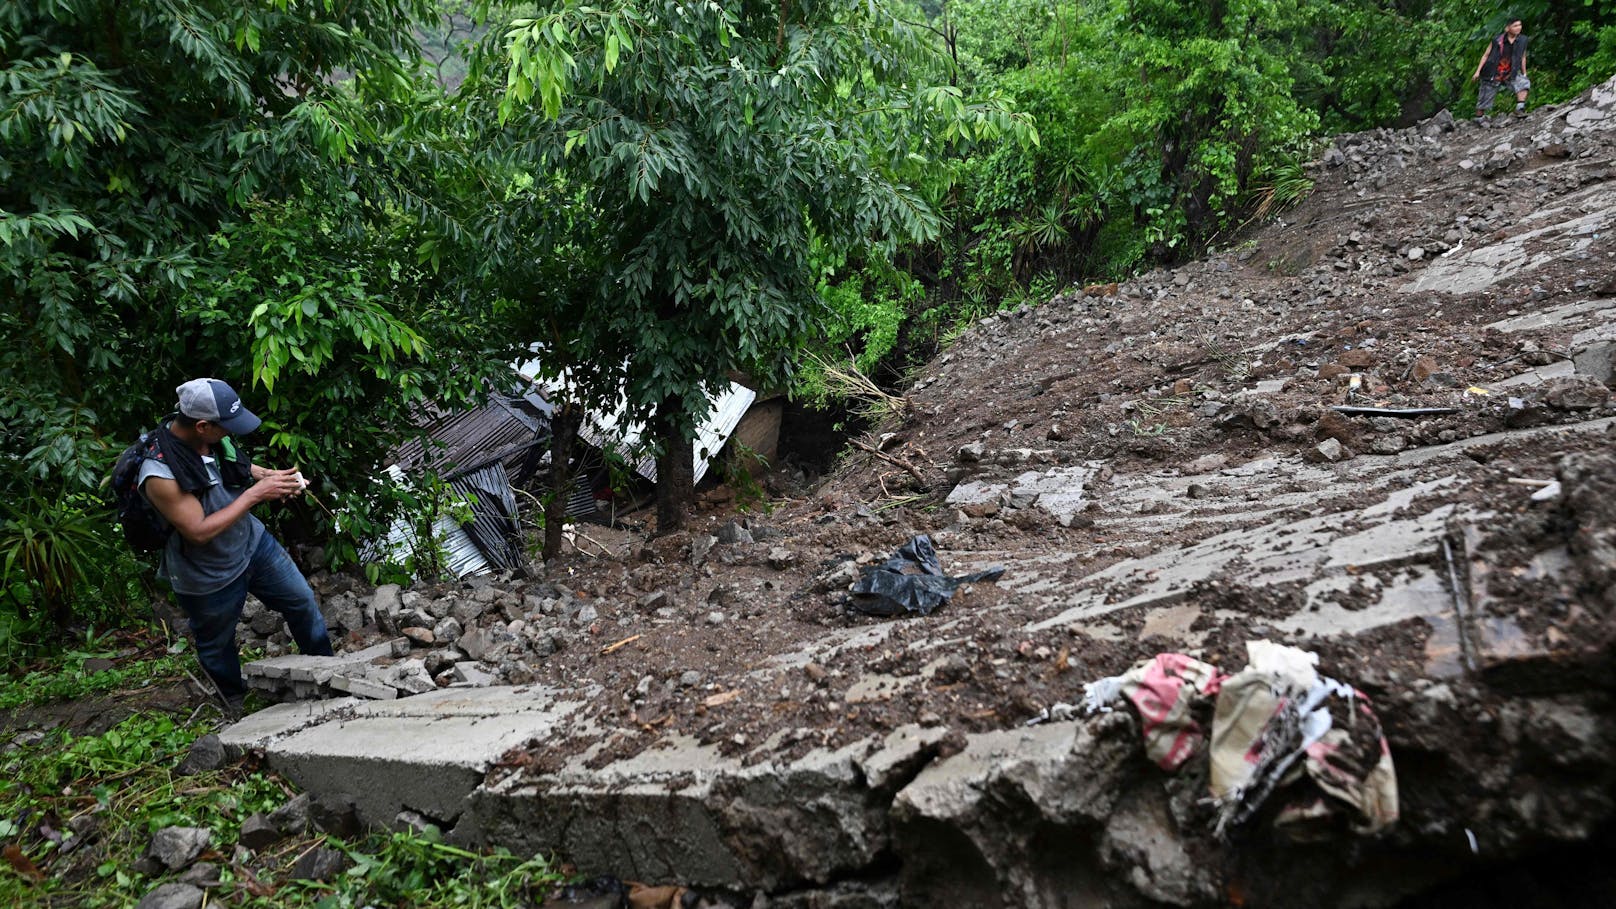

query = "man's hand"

[
  {"left": 253, "top": 469, "right": 305, "bottom": 502},
  {"left": 1470, "top": 70, "right": 1481, "bottom": 82}
]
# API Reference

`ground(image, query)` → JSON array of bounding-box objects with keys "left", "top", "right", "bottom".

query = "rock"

[
  {"left": 268, "top": 792, "right": 313, "bottom": 835},
  {"left": 310, "top": 795, "right": 363, "bottom": 839},
  {"left": 767, "top": 547, "right": 795, "bottom": 570},
  {"left": 572, "top": 603, "right": 599, "bottom": 627},
  {"left": 679, "top": 670, "right": 703, "bottom": 688},
  {"left": 1318, "top": 363, "right": 1351, "bottom": 380},
  {"left": 320, "top": 592, "right": 364, "bottom": 633},
  {"left": 691, "top": 534, "right": 718, "bottom": 566},
  {"left": 1411, "top": 356, "right": 1440, "bottom": 382},
  {"left": 453, "top": 662, "right": 500, "bottom": 686},
  {"left": 1337, "top": 349, "right": 1375, "bottom": 368},
  {"left": 706, "top": 611, "right": 726, "bottom": 625},
  {"left": 401, "top": 626, "right": 436, "bottom": 646},
  {"left": 1323, "top": 147, "right": 1346, "bottom": 167},
  {"left": 459, "top": 626, "right": 493, "bottom": 660},
  {"left": 957, "top": 442, "right": 986, "bottom": 463},
  {"left": 388, "top": 659, "right": 438, "bottom": 695},
  {"left": 1407, "top": 247, "right": 1425, "bottom": 261},
  {"left": 237, "top": 813, "right": 281, "bottom": 851},
  {"left": 1371, "top": 435, "right": 1409, "bottom": 455},
  {"left": 636, "top": 590, "right": 672, "bottom": 613},
  {"left": 148, "top": 826, "right": 211, "bottom": 870},
  {"left": 815, "top": 561, "right": 860, "bottom": 593},
  {"left": 291, "top": 846, "right": 347, "bottom": 882},
  {"left": 176, "top": 862, "right": 219, "bottom": 887},
  {"left": 432, "top": 616, "right": 463, "bottom": 645},
  {"left": 1101, "top": 789, "right": 1219, "bottom": 906},
  {"left": 175, "top": 734, "right": 224, "bottom": 776},
  {"left": 716, "top": 521, "right": 753, "bottom": 545},
  {"left": 451, "top": 598, "right": 485, "bottom": 627},
  {"left": 1308, "top": 438, "right": 1347, "bottom": 463},
  {"left": 1572, "top": 340, "right": 1616, "bottom": 385},
  {"left": 370, "top": 584, "right": 403, "bottom": 617},
  {"left": 1542, "top": 376, "right": 1610, "bottom": 410},
  {"left": 136, "top": 883, "right": 204, "bottom": 909}
]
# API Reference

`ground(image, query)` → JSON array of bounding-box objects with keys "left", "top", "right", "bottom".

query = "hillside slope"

[{"left": 226, "top": 76, "right": 1616, "bottom": 908}]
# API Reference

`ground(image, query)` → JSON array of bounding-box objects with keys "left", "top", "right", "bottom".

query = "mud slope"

[{"left": 225, "top": 76, "right": 1616, "bottom": 908}]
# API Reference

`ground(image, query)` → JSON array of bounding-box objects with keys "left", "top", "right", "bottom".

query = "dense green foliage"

[
  {"left": 0, "top": 0, "right": 521, "bottom": 630},
  {"left": 500, "top": 0, "right": 1033, "bottom": 524}
]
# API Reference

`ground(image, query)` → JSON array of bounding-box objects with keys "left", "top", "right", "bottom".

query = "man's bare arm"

[{"left": 144, "top": 472, "right": 300, "bottom": 546}]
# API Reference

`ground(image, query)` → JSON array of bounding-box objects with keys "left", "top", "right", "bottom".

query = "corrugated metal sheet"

[
  {"left": 390, "top": 392, "right": 548, "bottom": 484},
  {"left": 366, "top": 465, "right": 496, "bottom": 578},
  {"left": 449, "top": 462, "right": 525, "bottom": 572},
  {"left": 512, "top": 358, "right": 756, "bottom": 485}
]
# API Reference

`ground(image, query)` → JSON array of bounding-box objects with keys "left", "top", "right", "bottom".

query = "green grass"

[{"left": 1, "top": 654, "right": 568, "bottom": 907}]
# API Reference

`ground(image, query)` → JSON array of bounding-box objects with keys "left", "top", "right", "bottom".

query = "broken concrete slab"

[
  {"left": 224, "top": 687, "right": 587, "bottom": 828},
  {"left": 1493, "top": 360, "right": 1578, "bottom": 389},
  {"left": 467, "top": 725, "right": 947, "bottom": 891}
]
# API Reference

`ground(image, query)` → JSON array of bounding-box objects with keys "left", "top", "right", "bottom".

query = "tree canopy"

[{"left": 500, "top": 0, "right": 1034, "bottom": 526}]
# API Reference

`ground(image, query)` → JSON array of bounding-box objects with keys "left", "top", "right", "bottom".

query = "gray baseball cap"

[{"left": 176, "top": 378, "right": 261, "bottom": 435}]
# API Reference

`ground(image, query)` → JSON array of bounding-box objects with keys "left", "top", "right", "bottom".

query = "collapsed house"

[{"left": 367, "top": 363, "right": 778, "bottom": 577}]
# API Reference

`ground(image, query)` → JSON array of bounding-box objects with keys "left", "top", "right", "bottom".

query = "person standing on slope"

[
  {"left": 139, "top": 378, "right": 332, "bottom": 708},
  {"left": 1472, "top": 18, "right": 1530, "bottom": 120}
]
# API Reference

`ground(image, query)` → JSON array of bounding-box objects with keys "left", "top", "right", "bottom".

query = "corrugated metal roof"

[
  {"left": 366, "top": 465, "right": 498, "bottom": 578},
  {"left": 512, "top": 358, "right": 755, "bottom": 484},
  {"left": 390, "top": 392, "right": 547, "bottom": 483}
]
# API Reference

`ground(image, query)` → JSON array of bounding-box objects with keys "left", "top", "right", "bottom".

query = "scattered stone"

[
  {"left": 957, "top": 442, "right": 986, "bottom": 463},
  {"left": 401, "top": 626, "right": 436, "bottom": 646},
  {"left": 148, "top": 826, "right": 211, "bottom": 871},
  {"left": 636, "top": 590, "right": 672, "bottom": 613},
  {"left": 1307, "top": 438, "right": 1348, "bottom": 463},
  {"left": 716, "top": 521, "right": 754, "bottom": 545},
  {"left": 291, "top": 846, "right": 347, "bottom": 882},
  {"left": 136, "top": 883, "right": 204, "bottom": 909},
  {"left": 268, "top": 793, "right": 313, "bottom": 835},
  {"left": 453, "top": 662, "right": 500, "bottom": 687},
  {"left": 237, "top": 814, "right": 281, "bottom": 851},
  {"left": 679, "top": 670, "right": 703, "bottom": 688},
  {"left": 432, "top": 616, "right": 463, "bottom": 645},
  {"left": 1542, "top": 376, "right": 1611, "bottom": 410},
  {"left": 311, "top": 795, "right": 364, "bottom": 839},
  {"left": 175, "top": 734, "right": 224, "bottom": 776},
  {"left": 767, "top": 547, "right": 795, "bottom": 570},
  {"left": 370, "top": 584, "right": 403, "bottom": 616},
  {"left": 691, "top": 534, "right": 718, "bottom": 566},
  {"left": 176, "top": 862, "right": 219, "bottom": 888}
]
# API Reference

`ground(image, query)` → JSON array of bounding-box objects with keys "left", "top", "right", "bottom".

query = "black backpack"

[{"left": 110, "top": 431, "right": 172, "bottom": 553}]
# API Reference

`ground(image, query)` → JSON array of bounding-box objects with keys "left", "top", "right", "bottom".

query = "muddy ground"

[{"left": 423, "top": 94, "right": 1616, "bottom": 770}]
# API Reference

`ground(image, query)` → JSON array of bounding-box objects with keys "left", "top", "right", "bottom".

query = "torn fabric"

[{"left": 1085, "top": 641, "right": 1398, "bottom": 838}]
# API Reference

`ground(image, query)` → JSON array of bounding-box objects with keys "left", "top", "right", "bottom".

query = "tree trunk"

[
  {"left": 544, "top": 402, "right": 579, "bottom": 561},
  {"left": 653, "top": 399, "right": 693, "bottom": 535}
]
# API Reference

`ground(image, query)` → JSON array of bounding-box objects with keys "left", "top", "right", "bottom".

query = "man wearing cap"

[{"left": 140, "top": 378, "right": 333, "bottom": 707}]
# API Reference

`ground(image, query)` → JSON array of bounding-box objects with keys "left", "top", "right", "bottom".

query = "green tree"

[
  {"left": 503, "top": 0, "right": 1032, "bottom": 530},
  {"left": 0, "top": 0, "right": 512, "bottom": 623}
]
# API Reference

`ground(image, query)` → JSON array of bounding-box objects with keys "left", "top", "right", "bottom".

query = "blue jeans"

[{"left": 175, "top": 532, "right": 332, "bottom": 699}]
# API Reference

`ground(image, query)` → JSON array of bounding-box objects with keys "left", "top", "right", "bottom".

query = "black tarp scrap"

[{"left": 849, "top": 534, "right": 1006, "bottom": 617}]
